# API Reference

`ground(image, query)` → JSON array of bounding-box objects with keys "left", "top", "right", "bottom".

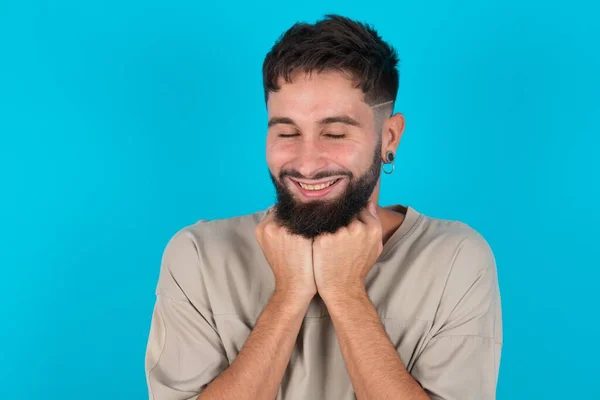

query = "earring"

[{"left": 382, "top": 151, "right": 395, "bottom": 174}]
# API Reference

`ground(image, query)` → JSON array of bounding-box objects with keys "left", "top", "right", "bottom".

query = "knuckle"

[
  {"left": 348, "top": 224, "right": 360, "bottom": 236},
  {"left": 368, "top": 224, "right": 380, "bottom": 236},
  {"left": 320, "top": 233, "right": 334, "bottom": 246},
  {"left": 264, "top": 222, "right": 278, "bottom": 236}
]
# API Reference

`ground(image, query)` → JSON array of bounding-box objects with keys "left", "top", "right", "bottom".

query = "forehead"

[{"left": 267, "top": 70, "right": 369, "bottom": 120}]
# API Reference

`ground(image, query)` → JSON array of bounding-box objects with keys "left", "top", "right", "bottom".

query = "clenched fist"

[
  {"left": 255, "top": 209, "right": 317, "bottom": 304},
  {"left": 313, "top": 201, "right": 383, "bottom": 303}
]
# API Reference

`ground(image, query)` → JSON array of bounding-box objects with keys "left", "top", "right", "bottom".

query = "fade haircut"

[{"left": 262, "top": 14, "right": 400, "bottom": 106}]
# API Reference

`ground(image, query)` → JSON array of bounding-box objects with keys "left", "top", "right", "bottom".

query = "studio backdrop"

[{"left": 1, "top": 0, "right": 598, "bottom": 399}]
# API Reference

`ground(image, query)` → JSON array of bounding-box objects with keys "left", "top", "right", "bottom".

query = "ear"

[{"left": 381, "top": 113, "right": 405, "bottom": 157}]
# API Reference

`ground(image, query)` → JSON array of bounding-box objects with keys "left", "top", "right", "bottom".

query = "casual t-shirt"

[{"left": 145, "top": 205, "right": 502, "bottom": 400}]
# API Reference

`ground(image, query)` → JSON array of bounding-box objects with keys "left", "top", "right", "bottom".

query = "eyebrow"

[{"left": 267, "top": 115, "right": 362, "bottom": 128}]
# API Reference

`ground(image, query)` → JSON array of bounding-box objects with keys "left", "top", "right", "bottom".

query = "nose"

[{"left": 293, "top": 139, "right": 329, "bottom": 179}]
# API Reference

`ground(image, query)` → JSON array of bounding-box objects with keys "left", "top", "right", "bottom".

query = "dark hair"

[{"left": 262, "top": 14, "right": 400, "bottom": 106}]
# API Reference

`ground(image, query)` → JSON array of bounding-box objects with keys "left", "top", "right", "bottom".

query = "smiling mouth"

[
  {"left": 288, "top": 177, "right": 344, "bottom": 198},
  {"left": 296, "top": 178, "right": 340, "bottom": 191}
]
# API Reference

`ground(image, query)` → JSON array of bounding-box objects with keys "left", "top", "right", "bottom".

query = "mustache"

[{"left": 279, "top": 169, "right": 353, "bottom": 181}]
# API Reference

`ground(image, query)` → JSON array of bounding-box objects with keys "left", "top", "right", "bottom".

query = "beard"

[{"left": 269, "top": 140, "right": 382, "bottom": 239}]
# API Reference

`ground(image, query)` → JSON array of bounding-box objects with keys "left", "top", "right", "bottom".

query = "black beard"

[{"left": 269, "top": 141, "right": 382, "bottom": 239}]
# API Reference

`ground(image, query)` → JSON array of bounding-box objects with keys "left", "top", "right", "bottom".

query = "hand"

[
  {"left": 255, "top": 208, "right": 317, "bottom": 304},
  {"left": 312, "top": 201, "right": 383, "bottom": 302}
]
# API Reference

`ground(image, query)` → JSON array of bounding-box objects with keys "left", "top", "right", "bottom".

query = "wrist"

[
  {"left": 270, "top": 289, "right": 314, "bottom": 315},
  {"left": 321, "top": 285, "right": 369, "bottom": 311}
]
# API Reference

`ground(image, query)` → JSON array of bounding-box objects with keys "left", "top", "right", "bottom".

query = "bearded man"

[{"left": 145, "top": 14, "right": 502, "bottom": 400}]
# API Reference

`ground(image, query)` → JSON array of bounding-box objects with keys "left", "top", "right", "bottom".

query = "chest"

[{"left": 213, "top": 295, "right": 432, "bottom": 400}]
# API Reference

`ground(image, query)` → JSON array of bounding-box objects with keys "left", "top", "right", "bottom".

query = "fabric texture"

[{"left": 145, "top": 205, "right": 502, "bottom": 400}]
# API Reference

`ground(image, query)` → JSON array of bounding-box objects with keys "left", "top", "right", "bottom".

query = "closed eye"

[
  {"left": 278, "top": 133, "right": 300, "bottom": 138},
  {"left": 325, "top": 134, "right": 346, "bottom": 139}
]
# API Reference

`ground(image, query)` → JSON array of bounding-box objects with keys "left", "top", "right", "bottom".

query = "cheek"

[
  {"left": 266, "top": 140, "right": 367, "bottom": 172},
  {"left": 323, "top": 142, "right": 363, "bottom": 167},
  {"left": 266, "top": 142, "right": 296, "bottom": 173}
]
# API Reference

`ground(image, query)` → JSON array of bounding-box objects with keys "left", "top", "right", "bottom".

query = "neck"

[{"left": 375, "top": 205, "right": 406, "bottom": 245}]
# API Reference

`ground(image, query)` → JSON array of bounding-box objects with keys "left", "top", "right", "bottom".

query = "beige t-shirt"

[{"left": 145, "top": 205, "right": 502, "bottom": 400}]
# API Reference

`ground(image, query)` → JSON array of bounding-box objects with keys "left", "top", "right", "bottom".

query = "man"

[{"left": 145, "top": 14, "right": 502, "bottom": 400}]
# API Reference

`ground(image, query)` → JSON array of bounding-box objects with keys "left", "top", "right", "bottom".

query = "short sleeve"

[
  {"left": 411, "top": 232, "right": 503, "bottom": 400},
  {"left": 145, "top": 230, "right": 229, "bottom": 400}
]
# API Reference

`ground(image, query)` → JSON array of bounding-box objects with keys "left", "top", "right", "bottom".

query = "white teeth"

[{"left": 298, "top": 179, "right": 337, "bottom": 191}]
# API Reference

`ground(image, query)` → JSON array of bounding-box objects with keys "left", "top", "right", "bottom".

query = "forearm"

[
  {"left": 198, "top": 290, "right": 311, "bottom": 400},
  {"left": 324, "top": 289, "right": 429, "bottom": 400}
]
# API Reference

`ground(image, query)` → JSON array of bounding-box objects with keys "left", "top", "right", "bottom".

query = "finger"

[
  {"left": 262, "top": 205, "right": 277, "bottom": 222},
  {"left": 257, "top": 208, "right": 276, "bottom": 235}
]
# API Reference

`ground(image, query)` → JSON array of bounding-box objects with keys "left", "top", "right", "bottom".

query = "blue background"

[{"left": 1, "top": 0, "right": 598, "bottom": 399}]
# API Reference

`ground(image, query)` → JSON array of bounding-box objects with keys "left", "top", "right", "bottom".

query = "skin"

[
  {"left": 199, "top": 70, "right": 429, "bottom": 399},
  {"left": 265, "top": 70, "right": 405, "bottom": 243}
]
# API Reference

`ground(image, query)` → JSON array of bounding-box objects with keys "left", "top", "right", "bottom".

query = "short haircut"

[{"left": 262, "top": 14, "right": 400, "bottom": 106}]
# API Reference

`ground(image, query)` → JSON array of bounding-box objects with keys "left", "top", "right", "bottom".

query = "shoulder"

[
  {"left": 163, "top": 208, "right": 269, "bottom": 258},
  {"left": 415, "top": 211, "right": 499, "bottom": 313},
  {"left": 155, "top": 208, "right": 269, "bottom": 299},
  {"left": 402, "top": 210, "right": 498, "bottom": 305},
  {"left": 415, "top": 212, "right": 496, "bottom": 274}
]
